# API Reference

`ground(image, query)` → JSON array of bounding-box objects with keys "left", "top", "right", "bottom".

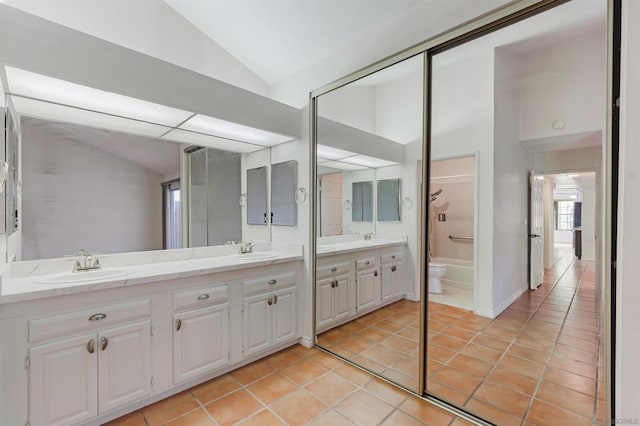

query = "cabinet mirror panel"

[
  {"left": 314, "top": 54, "right": 424, "bottom": 393},
  {"left": 271, "top": 160, "right": 297, "bottom": 226},
  {"left": 246, "top": 166, "right": 267, "bottom": 226},
  {"left": 351, "top": 181, "right": 374, "bottom": 222},
  {"left": 377, "top": 179, "right": 401, "bottom": 221}
]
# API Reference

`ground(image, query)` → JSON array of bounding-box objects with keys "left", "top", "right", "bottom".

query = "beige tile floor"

[
  {"left": 106, "top": 344, "right": 471, "bottom": 425},
  {"left": 317, "top": 245, "right": 604, "bottom": 425}
]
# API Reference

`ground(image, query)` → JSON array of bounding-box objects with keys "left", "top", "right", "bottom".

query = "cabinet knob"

[
  {"left": 268, "top": 279, "right": 277, "bottom": 285},
  {"left": 331, "top": 280, "right": 337, "bottom": 288},
  {"left": 374, "top": 270, "right": 378, "bottom": 277},
  {"left": 331, "top": 267, "right": 337, "bottom": 272},
  {"left": 197, "top": 293, "right": 210, "bottom": 301},
  {"left": 87, "top": 339, "right": 95, "bottom": 354},
  {"left": 335, "top": 280, "right": 339, "bottom": 288},
  {"left": 392, "top": 255, "right": 396, "bottom": 259},
  {"left": 391, "top": 266, "right": 397, "bottom": 272},
  {"left": 88, "top": 313, "right": 107, "bottom": 321},
  {"left": 365, "top": 260, "right": 370, "bottom": 265},
  {"left": 100, "top": 336, "right": 109, "bottom": 351},
  {"left": 176, "top": 319, "right": 182, "bottom": 331},
  {"left": 273, "top": 294, "right": 278, "bottom": 305},
  {"left": 267, "top": 297, "right": 273, "bottom": 306}
]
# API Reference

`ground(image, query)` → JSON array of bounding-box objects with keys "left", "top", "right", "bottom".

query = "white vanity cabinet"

[
  {"left": 172, "top": 284, "right": 229, "bottom": 384},
  {"left": 28, "top": 300, "right": 152, "bottom": 426},
  {"left": 243, "top": 272, "right": 297, "bottom": 357},
  {"left": 316, "top": 261, "right": 353, "bottom": 332},
  {"left": 380, "top": 252, "right": 405, "bottom": 303},
  {"left": 355, "top": 256, "right": 381, "bottom": 313}
]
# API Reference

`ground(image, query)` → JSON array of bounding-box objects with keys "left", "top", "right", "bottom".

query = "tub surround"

[{"left": 0, "top": 243, "right": 303, "bottom": 304}]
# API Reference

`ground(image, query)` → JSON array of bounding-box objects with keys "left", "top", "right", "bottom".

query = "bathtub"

[{"left": 431, "top": 257, "right": 474, "bottom": 290}]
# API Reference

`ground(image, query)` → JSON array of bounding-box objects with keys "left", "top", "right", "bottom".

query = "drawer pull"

[
  {"left": 392, "top": 255, "right": 396, "bottom": 259},
  {"left": 87, "top": 339, "right": 95, "bottom": 354},
  {"left": 391, "top": 266, "right": 397, "bottom": 272},
  {"left": 365, "top": 260, "right": 370, "bottom": 265},
  {"left": 197, "top": 294, "right": 210, "bottom": 301},
  {"left": 335, "top": 281, "right": 339, "bottom": 288},
  {"left": 268, "top": 279, "right": 277, "bottom": 285},
  {"left": 176, "top": 319, "right": 182, "bottom": 331},
  {"left": 88, "top": 313, "right": 107, "bottom": 322},
  {"left": 274, "top": 294, "right": 278, "bottom": 305},
  {"left": 374, "top": 270, "right": 378, "bottom": 277},
  {"left": 100, "top": 336, "right": 108, "bottom": 351},
  {"left": 330, "top": 267, "right": 337, "bottom": 272},
  {"left": 267, "top": 297, "right": 273, "bottom": 306}
]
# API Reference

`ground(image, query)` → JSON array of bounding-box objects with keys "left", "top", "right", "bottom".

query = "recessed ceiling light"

[
  {"left": 340, "top": 155, "right": 398, "bottom": 168},
  {"left": 10, "top": 96, "right": 172, "bottom": 138},
  {"left": 4, "top": 66, "right": 193, "bottom": 127},
  {"left": 316, "top": 145, "right": 357, "bottom": 160},
  {"left": 552, "top": 120, "right": 566, "bottom": 130},
  {"left": 162, "top": 129, "right": 262, "bottom": 154},
  {"left": 180, "top": 114, "right": 293, "bottom": 146},
  {"left": 318, "top": 161, "right": 368, "bottom": 171}
]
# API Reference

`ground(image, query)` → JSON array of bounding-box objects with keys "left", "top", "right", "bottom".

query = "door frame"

[{"left": 309, "top": 0, "right": 620, "bottom": 422}]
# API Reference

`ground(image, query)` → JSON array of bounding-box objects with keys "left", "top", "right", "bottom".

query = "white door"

[
  {"left": 320, "top": 173, "right": 343, "bottom": 236},
  {"left": 392, "top": 262, "right": 405, "bottom": 297},
  {"left": 356, "top": 268, "right": 379, "bottom": 312},
  {"left": 29, "top": 333, "right": 98, "bottom": 426},
  {"left": 173, "top": 304, "right": 229, "bottom": 384},
  {"left": 316, "top": 278, "right": 334, "bottom": 329},
  {"left": 333, "top": 275, "right": 351, "bottom": 322},
  {"left": 380, "top": 264, "right": 394, "bottom": 303},
  {"left": 98, "top": 321, "right": 152, "bottom": 412},
  {"left": 273, "top": 287, "right": 296, "bottom": 345},
  {"left": 529, "top": 172, "right": 544, "bottom": 289},
  {"left": 243, "top": 293, "right": 272, "bottom": 356}
]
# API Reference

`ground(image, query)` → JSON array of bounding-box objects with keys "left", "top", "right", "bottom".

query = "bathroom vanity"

[
  {"left": 316, "top": 238, "right": 407, "bottom": 333},
  {"left": 0, "top": 244, "right": 303, "bottom": 426}
]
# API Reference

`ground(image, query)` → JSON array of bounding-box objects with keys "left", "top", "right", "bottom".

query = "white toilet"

[{"left": 429, "top": 263, "right": 447, "bottom": 294}]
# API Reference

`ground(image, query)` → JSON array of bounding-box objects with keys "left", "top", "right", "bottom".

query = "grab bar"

[{"left": 449, "top": 235, "right": 474, "bottom": 242}]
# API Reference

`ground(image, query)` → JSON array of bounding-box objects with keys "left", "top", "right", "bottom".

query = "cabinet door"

[
  {"left": 98, "top": 321, "right": 151, "bottom": 413},
  {"left": 273, "top": 287, "right": 296, "bottom": 345},
  {"left": 243, "top": 293, "right": 272, "bottom": 357},
  {"left": 316, "top": 278, "right": 334, "bottom": 329},
  {"left": 356, "top": 268, "right": 379, "bottom": 312},
  {"left": 333, "top": 275, "right": 351, "bottom": 322},
  {"left": 381, "top": 264, "right": 394, "bottom": 303},
  {"left": 173, "top": 304, "right": 229, "bottom": 384},
  {"left": 29, "top": 333, "right": 98, "bottom": 426},
  {"left": 392, "top": 262, "right": 405, "bottom": 297}
]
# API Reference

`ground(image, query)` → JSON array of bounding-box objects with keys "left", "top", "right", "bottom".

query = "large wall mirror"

[{"left": 314, "top": 53, "right": 424, "bottom": 392}]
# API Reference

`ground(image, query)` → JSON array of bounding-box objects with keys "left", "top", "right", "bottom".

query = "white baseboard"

[
  {"left": 298, "top": 335, "right": 314, "bottom": 348},
  {"left": 474, "top": 286, "right": 527, "bottom": 319}
]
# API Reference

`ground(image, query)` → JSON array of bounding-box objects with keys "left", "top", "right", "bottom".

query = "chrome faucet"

[
  {"left": 239, "top": 242, "right": 254, "bottom": 254},
  {"left": 73, "top": 249, "right": 101, "bottom": 272},
  {"left": 364, "top": 232, "right": 375, "bottom": 241}
]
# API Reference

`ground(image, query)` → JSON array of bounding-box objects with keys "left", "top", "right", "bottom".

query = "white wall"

[
  {"left": 580, "top": 174, "right": 596, "bottom": 261},
  {"left": 617, "top": 1, "right": 640, "bottom": 418},
  {"left": 518, "top": 24, "right": 607, "bottom": 141},
  {"left": 375, "top": 68, "right": 423, "bottom": 145},
  {"left": 317, "top": 86, "right": 376, "bottom": 134},
  {"left": 493, "top": 48, "right": 532, "bottom": 313},
  {"left": 21, "top": 119, "right": 163, "bottom": 260},
  {"left": 554, "top": 230, "right": 573, "bottom": 244},
  {"left": 1, "top": 0, "right": 269, "bottom": 96}
]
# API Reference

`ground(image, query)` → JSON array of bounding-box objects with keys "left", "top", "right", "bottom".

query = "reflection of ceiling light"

[
  {"left": 181, "top": 114, "right": 293, "bottom": 146},
  {"left": 10, "top": 96, "right": 171, "bottom": 138},
  {"left": 340, "top": 155, "right": 397, "bottom": 168},
  {"left": 316, "top": 145, "right": 357, "bottom": 160},
  {"left": 162, "top": 129, "right": 262, "bottom": 154},
  {"left": 318, "top": 161, "right": 367, "bottom": 171},
  {"left": 5, "top": 66, "right": 192, "bottom": 126}
]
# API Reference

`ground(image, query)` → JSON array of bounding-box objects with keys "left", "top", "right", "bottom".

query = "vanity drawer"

[
  {"left": 29, "top": 299, "right": 151, "bottom": 343},
  {"left": 356, "top": 257, "right": 377, "bottom": 271},
  {"left": 316, "top": 261, "right": 350, "bottom": 279},
  {"left": 244, "top": 271, "right": 296, "bottom": 295},
  {"left": 173, "top": 284, "right": 229, "bottom": 312},
  {"left": 381, "top": 252, "right": 404, "bottom": 264}
]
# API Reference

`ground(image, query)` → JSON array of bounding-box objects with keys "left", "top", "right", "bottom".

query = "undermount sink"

[
  {"left": 33, "top": 268, "right": 134, "bottom": 285},
  {"left": 230, "top": 251, "right": 281, "bottom": 261}
]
